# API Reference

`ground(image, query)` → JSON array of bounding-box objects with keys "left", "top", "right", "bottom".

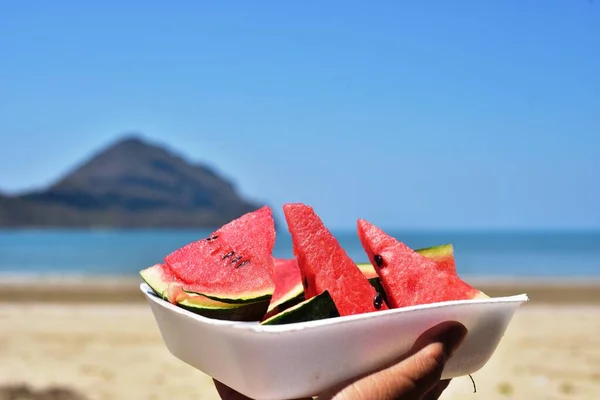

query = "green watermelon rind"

[
  {"left": 415, "top": 243, "right": 454, "bottom": 260},
  {"left": 178, "top": 297, "right": 269, "bottom": 322},
  {"left": 140, "top": 265, "right": 269, "bottom": 321},
  {"left": 181, "top": 287, "right": 274, "bottom": 304},
  {"left": 260, "top": 290, "right": 340, "bottom": 326},
  {"left": 266, "top": 281, "right": 305, "bottom": 313}
]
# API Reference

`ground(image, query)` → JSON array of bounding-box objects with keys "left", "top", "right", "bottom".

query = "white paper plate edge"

[{"left": 140, "top": 283, "right": 529, "bottom": 333}]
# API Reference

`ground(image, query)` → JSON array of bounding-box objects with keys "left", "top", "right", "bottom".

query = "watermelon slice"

[
  {"left": 164, "top": 206, "right": 277, "bottom": 303},
  {"left": 261, "top": 290, "right": 339, "bottom": 326},
  {"left": 283, "top": 203, "right": 388, "bottom": 316},
  {"left": 262, "top": 258, "right": 305, "bottom": 320},
  {"left": 357, "top": 219, "right": 488, "bottom": 309},
  {"left": 140, "top": 264, "right": 269, "bottom": 321}
]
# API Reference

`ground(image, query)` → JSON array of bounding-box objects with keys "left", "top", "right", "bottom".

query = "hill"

[{"left": 0, "top": 135, "right": 268, "bottom": 228}]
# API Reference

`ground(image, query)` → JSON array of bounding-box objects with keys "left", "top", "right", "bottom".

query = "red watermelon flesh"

[
  {"left": 283, "top": 203, "right": 388, "bottom": 316},
  {"left": 164, "top": 206, "right": 276, "bottom": 303},
  {"left": 357, "top": 219, "right": 487, "bottom": 309}
]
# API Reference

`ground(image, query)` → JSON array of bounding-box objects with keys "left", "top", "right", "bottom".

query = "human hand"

[{"left": 214, "top": 320, "right": 467, "bottom": 400}]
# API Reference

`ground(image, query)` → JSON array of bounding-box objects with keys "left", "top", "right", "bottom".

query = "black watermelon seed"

[
  {"left": 206, "top": 235, "right": 219, "bottom": 241},
  {"left": 222, "top": 251, "right": 235, "bottom": 259},
  {"left": 230, "top": 256, "right": 242, "bottom": 265},
  {"left": 373, "top": 292, "right": 383, "bottom": 309},
  {"left": 303, "top": 277, "right": 309, "bottom": 289},
  {"left": 374, "top": 255, "right": 383, "bottom": 267}
]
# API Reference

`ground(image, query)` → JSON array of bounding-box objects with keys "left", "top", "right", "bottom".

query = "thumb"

[
  {"left": 386, "top": 321, "right": 467, "bottom": 398},
  {"left": 320, "top": 321, "right": 467, "bottom": 400}
]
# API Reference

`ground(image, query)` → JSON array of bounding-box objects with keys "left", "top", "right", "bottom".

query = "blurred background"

[{"left": 0, "top": 1, "right": 598, "bottom": 399}]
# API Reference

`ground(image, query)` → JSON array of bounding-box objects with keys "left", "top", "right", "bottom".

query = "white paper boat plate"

[{"left": 141, "top": 283, "right": 528, "bottom": 400}]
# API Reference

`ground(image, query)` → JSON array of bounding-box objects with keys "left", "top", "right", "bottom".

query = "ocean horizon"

[{"left": 1, "top": 228, "right": 599, "bottom": 279}]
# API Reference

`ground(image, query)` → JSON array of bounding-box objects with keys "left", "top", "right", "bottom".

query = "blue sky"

[{"left": 0, "top": 1, "right": 599, "bottom": 230}]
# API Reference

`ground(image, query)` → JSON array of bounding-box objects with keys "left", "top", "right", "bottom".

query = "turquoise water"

[{"left": 0, "top": 229, "right": 599, "bottom": 278}]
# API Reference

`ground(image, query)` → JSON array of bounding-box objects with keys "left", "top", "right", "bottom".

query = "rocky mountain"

[{"left": 0, "top": 135, "right": 267, "bottom": 228}]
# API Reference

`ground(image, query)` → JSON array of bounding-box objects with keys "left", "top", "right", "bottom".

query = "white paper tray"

[{"left": 141, "top": 283, "right": 528, "bottom": 400}]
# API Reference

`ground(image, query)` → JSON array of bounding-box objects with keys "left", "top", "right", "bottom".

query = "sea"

[{"left": 0, "top": 229, "right": 599, "bottom": 279}]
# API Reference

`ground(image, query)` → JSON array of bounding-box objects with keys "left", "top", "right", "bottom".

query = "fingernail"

[{"left": 434, "top": 323, "right": 468, "bottom": 358}]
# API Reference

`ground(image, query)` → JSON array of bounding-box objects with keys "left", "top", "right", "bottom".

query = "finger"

[
  {"left": 422, "top": 379, "right": 452, "bottom": 400},
  {"left": 320, "top": 321, "right": 467, "bottom": 400}
]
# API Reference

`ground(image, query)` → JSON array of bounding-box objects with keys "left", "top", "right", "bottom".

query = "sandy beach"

[{"left": 1, "top": 279, "right": 599, "bottom": 400}]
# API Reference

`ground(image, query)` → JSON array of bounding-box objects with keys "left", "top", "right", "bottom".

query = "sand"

[{"left": 1, "top": 281, "right": 599, "bottom": 400}]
